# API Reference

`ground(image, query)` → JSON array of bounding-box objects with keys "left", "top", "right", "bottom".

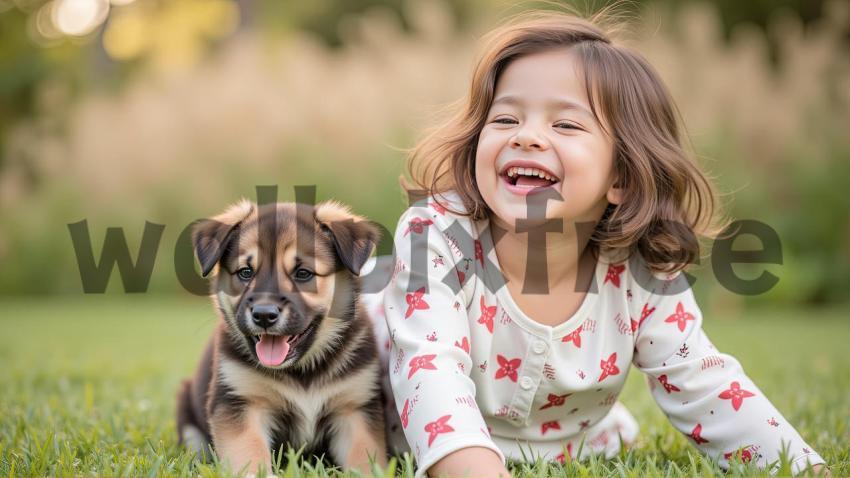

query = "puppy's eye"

[
  {"left": 292, "top": 268, "right": 314, "bottom": 282},
  {"left": 236, "top": 267, "right": 254, "bottom": 281}
]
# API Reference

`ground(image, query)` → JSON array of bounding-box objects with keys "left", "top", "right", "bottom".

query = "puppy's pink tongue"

[{"left": 256, "top": 335, "right": 290, "bottom": 367}]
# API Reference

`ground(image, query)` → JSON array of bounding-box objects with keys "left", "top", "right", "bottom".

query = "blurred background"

[
  {"left": 1, "top": 0, "right": 849, "bottom": 310},
  {"left": 1, "top": 2, "right": 849, "bottom": 475}
]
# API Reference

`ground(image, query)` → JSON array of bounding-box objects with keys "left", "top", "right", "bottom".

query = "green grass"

[{"left": 0, "top": 295, "right": 847, "bottom": 477}]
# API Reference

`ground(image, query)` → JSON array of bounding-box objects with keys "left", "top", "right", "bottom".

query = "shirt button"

[
  {"left": 532, "top": 340, "right": 548, "bottom": 354},
  {"left": 520, "top": 376, "right": 534, "bottom": 390}
]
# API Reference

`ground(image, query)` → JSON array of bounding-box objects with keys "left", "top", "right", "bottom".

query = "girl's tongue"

[
  {"left": 515, "top": 176, "right": 555, "bottom": 188},
  {"left": 256, "top": 334, "right": 290, "bottom": 366}
]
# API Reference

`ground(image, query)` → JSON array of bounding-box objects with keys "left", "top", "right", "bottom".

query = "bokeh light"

[
  {"left": 51, "top": 0, "right": 109, "bottom": 37},
  {"left": 102, "top": 8, "right": 148, "bottom": 60}
]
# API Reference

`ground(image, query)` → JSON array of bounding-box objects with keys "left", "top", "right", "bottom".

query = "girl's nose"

[{"left": 510, "top": 124, "right": 549, "bottom": 151}]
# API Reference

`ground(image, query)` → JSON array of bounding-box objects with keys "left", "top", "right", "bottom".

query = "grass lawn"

[{"left": 0, "top": 295, "right": 847, "bottom": 477}]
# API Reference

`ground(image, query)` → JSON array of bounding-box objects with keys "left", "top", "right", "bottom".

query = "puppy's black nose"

[{"left": 251, "top": 304, "right": 279, "bottom": 328}]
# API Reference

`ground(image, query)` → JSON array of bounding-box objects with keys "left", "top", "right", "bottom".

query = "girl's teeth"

[
  {"left": 506, "top": 167, "right": 554, "bottom": 179},
  {"left": 503, "top": 166, "right": 558, "bottom": 182}
]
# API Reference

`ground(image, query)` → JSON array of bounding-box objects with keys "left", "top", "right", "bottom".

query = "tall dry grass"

[{"left": 0, "top": 0, "right": 847, "bottom": 298}]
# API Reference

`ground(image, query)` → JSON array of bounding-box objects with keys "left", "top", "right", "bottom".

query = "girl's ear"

[{"left": 606, "top": 180, "right": 624, "bottom": 205}]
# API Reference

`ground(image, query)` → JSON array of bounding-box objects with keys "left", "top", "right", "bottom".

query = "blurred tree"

[
  {"left": 251, "top": 0, "right": 481, "bottom": 46},
  {"left": 1, "top": 0, "right": 842, "bottom": 161},
  {"left": 668, "top": 0, "right": 827, "bottom": 35},
  {"left": 0, "top": 4, "right": 88, "bottom": 171},
  {"left": 0, "top": 0, "right": 847, "bottom": 301}
]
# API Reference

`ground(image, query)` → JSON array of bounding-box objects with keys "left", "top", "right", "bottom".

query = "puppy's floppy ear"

[
  {"left": 193, "top": 199, "right": 255, "bottom": 277},
  {"left": 314, "top": 201, "right": 380, "bottom": 276}
]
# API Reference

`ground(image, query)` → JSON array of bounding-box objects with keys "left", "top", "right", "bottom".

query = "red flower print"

[
  {"left": 664, "top": 302, "right": 695, "bottom": 332},
  {"left": 478, "top": 295, "right": 496, "bottom": 333},
  {"left": 555, "top": 443, "right": 574, "bottom": 464},
  {"left": 474, "top": 240, "right": 484, "bottom": 267},
  {"left": 640, "top": 303, "right": 655, "bottom": 326},
  {"left": 632, "top": 302, "right": 656, "bottom": 331},
  {"left": 657, "top": 374, "right": 681, "bottom": 393},
  {"left": 579, "top": 419, "right": 590, "bottom": 430},
  {"left": 495, "top": 355, "right": 521, "bottom": 382},
  {"left": 541, "top": 420, "right": 561, "bottom": 435},
  {"left": 562, "top": 324, "right": 583, "bottom": 348},
  {"left": 408, "top": 354, "right": 437, "bottom": 379},
  {"left": 424, "top": 415, "right": 454, "bottom": 447},
  {"left": 454, "top": 337, "right": 470, "bottom": 354},
  {"left": 400, "top": 398, "right": 410, "bottom": 428},
  {"left": 429, "top": 201, "right": 447, "bottom": 215},
  {"left": 404, "top": 287, "right": 430, "bottom": 319},
  {"left": 724, "top": 446, "right": 755, "bottom": 464},
  {"left": 603, "top": 264, "right": 626, "bottom": 288},
  {"left": 456, "top": 268, "right": 466, "bottom": 285},
  {"left": 403, "top": 217, "right": 433, "bottom": 236},
  {"left": 718, "top": 381, "right": 755, "bottom": 411},
  {"left": 597, "top": 353, "right": 620, "bottom": 382},
  {"left": 689, "top": 423, "right": 709, "bottom": 444},
  {"left": 540, "top": 393, "right": 572, "bottom": 410}
]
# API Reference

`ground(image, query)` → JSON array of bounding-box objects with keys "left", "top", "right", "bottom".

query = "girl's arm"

[
  {"left": 629, "top": 264, "right": 826, "bottom": 475},
  {"left": 429, "top": 447, "right": 509, "bottom": 478},
  {"left": 384, "top": 202, "right": 504, "bottom": 478}
]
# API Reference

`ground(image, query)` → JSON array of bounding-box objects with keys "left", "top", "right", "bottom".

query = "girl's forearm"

[{"left": 428, "top": 447, "right": 509, "bottom": 478}]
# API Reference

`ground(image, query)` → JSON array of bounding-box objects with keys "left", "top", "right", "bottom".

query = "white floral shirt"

[{"left": 379, "top": 193, "right": 824, "bottom": 478}]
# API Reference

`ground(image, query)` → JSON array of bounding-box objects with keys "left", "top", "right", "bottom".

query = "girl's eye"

[
  {"left": 236, "top": 266, "right": 254, "bottom": 281},
  {"left": 292, "top": 268, "right": 315, "bottom": 282},
  {"left": 555, "top": 122, "right": 581, "bottom": 130},
  {"left": 492, "top": 117, "right": 518, "bottom": 125}
]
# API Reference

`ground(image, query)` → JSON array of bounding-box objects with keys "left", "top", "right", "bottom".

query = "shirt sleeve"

[
  {"left": 383, "top": 204, "right": 504, "bottom": 478},
  {"left": 630, "top": 264, "right": 825, "bottom": 475}
]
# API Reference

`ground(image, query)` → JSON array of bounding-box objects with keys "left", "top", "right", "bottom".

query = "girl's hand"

[{"left": 810, "top": 464, "right": 830, "bottom": 476}]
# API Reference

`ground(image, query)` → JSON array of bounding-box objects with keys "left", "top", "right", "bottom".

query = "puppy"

[{"left": 176, "top": 199, "right": 387, "bottom": 475}]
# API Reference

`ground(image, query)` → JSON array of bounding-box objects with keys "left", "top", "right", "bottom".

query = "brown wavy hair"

[{"left": 404, "top": 9, "right": 728, "bottom": 273}]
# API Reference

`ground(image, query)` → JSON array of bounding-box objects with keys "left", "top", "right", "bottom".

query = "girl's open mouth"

[{"left": 500, "top": 165, "right": 560, "bottom": 194}]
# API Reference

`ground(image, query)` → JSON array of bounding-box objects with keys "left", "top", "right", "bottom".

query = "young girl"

[{"left": 379, "top": 11, "right": 826, "bottom": 478}]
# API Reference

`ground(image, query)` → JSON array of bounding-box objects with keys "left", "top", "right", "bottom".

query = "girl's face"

[{"left": 475, "top": 47, "right": 622, "bottom": 232}]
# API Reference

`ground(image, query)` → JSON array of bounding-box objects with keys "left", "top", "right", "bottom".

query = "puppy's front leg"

[
  {"left": 330, "top": 408, "right": 388, "bottom": 472},
  {"left": 210, "top": 404, "right": 273, "bottom": 476}
]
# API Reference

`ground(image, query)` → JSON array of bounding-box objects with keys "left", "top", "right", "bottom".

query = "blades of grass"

[
  {"left": 146, "top": 455, "right": 164, "bottom": 478},
  {"left": 283, "top": 445, "right": 306, "bottom": 478},
  {"left": 400, "top": 452, "right": 415, "bottom": 478},
  {"left": 273, "top": 443, "right": 285, "bottom": 475}
]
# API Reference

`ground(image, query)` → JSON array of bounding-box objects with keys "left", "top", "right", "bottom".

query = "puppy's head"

[{"left": 192, "top": 200, "right": 379, "bottom": 370}]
